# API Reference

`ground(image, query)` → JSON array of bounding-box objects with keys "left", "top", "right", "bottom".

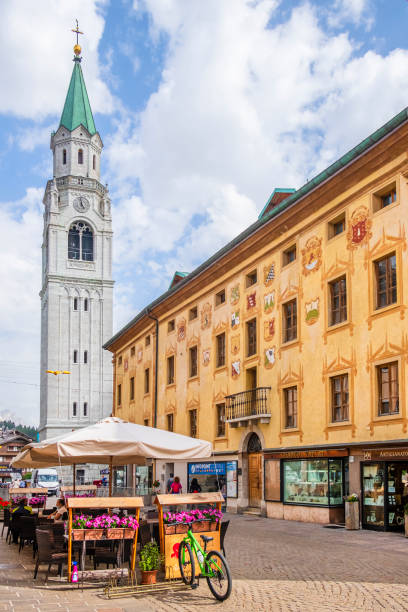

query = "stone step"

[{"left": 243, "top": 507, "right": 262, "bottom": 516}]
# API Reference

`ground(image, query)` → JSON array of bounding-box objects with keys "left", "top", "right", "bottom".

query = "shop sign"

[
  {"left": 188, "top": 462, "right": 226, "bottom": 476},
  {"left": 363, "top": 448, "right": 408, "bottom": 461},
  {"left": 267, "top": 449, "right": 348, "bottom": 460}
]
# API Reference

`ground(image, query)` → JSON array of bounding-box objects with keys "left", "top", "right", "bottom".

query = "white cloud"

[
  {"left": 328, "top": 0, "right": 373, "bottom": 29},
  {"left": 0, "top": 0, "right": 115, "bottom": 120}
]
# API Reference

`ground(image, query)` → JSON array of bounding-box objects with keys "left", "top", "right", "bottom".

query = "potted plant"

[
  {"left": 139, "top": 541, "right": 163, "bottom": 584},
  {"left": 344, "top": 493, "right": 359, "bottom": 530},
  {"left": 152, "top": 479, "right": 161, "bottom": 495}
]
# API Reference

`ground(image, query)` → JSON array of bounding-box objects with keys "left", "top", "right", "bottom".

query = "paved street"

[{"left": 1, "top": 514, "right": 408, "bottom": 611}]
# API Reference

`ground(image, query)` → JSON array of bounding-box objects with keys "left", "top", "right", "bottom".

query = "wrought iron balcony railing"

[{"left": 225, "top": 387, "right": 271, "bottom": 424}]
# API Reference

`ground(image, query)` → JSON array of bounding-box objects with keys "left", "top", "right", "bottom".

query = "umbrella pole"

[
  {"left": 109, "top": 458, "right": 113, "bottom": 497},
  {"left": 73, "top": 465, "right": 76, "bottom": 496}
]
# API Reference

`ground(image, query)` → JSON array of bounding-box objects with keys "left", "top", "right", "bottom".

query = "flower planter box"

[
  {"left": 72, "top": 529, "right": 85, "bottom": 541},
  {"left": 209, "top": 521, "right": 218, "bottom": 531},
  {"left": 124, "top": 528, "right": 136, "bottom": 539},
  {"left": 84, "top": 529, "right": 104, "bottom": 540},
  {"left": 106, "top": 528, "right": 124, "bottom": 539},
  {"left": 175, "top": 523, "right": 189, "bottom": 534},
  {"left": 164, "top": 524, "right": 176, "bottom": 535},
  {"left": 192, "top": 520, "right": 211, "bottom": 532}
]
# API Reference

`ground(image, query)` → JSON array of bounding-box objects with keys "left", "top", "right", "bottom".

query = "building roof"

[
  {"left": 104, "top": 105, "right": 408, "bottom": 350},
  {"left": 59, "top": 58, "right": 97, "bottom": 135},
  {"left": 169, "top": 271, "right": 190, "bottom": 289},
  {"left": 258, "top": 188, "right": 296, "bottom": 219},
  {"left": 0, "top": 429, "right": 33, "bottom": 445}
]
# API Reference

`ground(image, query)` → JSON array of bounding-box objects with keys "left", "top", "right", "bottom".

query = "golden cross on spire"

[{"left": 72, "top": 19, "right": 83, "bottom": 44}]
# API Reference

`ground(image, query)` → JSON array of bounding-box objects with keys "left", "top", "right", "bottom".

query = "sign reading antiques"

[{"left": 363, "top": 448, "right": 408, "bottom": 461}]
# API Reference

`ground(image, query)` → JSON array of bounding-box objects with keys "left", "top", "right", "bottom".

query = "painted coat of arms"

[
  {"left": 264, "top": 291, "right": 275, "bottom": 313},
  {"left": 263, "top": 263, "right": 275, "bottom": 286},
  {"left": 201, "top": 303, "right": 212, "bottom": 330},
  {"left": 177, "top": 318, "right": 186, "bottom": 342},
  {"left": 302, "top": 236, "right": 322, "bottom": 275},
  {"left": 124, "top": 359, "right": 129, "bottom": 372},
  {"left": 347, "top": 206, "right": 372, "bottom": 249},
  {"left": 230, "top": 284, "right": 240, "bottom": 305},
  {"left": 202, "top": 349, "right": 211, "bottom": 366},
  {"left": 231, "top": 360, "right": 241, "bottom": 379},
  {"left": 305, "top": 297, "right": 320, "bottom": 325},
  {"left": 231, "top": 334, "right": 240, "bottom": 355},
  {"left": 137, "top": 347, "right": 143, "bottom": 363},
  {"left": 247, "top": 292, "right": 256, "bottom": 310},
  {"left": 264, "top": 347, "right": 276, "bottom": 369},
  {"left": 231, "top": 310, "right": 240, "bottom": 329},
  {"left": 264, "top": 318, "right": 275, "bottom": 341}
]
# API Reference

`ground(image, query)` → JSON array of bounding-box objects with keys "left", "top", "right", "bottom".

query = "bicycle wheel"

[
  {"left": 205, "top": 550, "right": 232, "bottom": 601},
  {"left": 178, "top": 540, "right": 195, "bottom": 586}
]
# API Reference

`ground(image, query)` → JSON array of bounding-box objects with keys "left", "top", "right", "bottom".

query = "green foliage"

[
  {"left": 0, "top": 420, "right": 37, "bottom": 440},
  {"left": 22, "top": 472, "right": 31, "bottom": 480},
  {"left": 138, "top": 541, "right": 163, "bottom": 572}
]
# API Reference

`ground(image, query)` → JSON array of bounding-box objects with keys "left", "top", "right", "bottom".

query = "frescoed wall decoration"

[
  {"left": 231, "top": 360, "right": 241, "bottom": 379},
  {"left": 301, "top": 236, "right": 322, "bottom": 275},
  {"left": 264, "top": 347, "right": 276, "bottom": 369},
  {"left": 231, "top": 310, "right": 240, "bottom": 329},
  {"left": 231, "top": 334, "right": 240, "bottom": 355},
  {"left": 247, "top": 292, "right": 256, "bottom": 310},
  {"left": 230, "top": 284, "right": 240, "bottom": 305},
  {"left": 263, "top": 263, "right": 275, "bottom": 286},
  {"left": 264, "top": 318, "right": 275, "bottom": 341},
  {"left": 202, "top": 349, "right": 211, "bottom": 366},
  {"left": 347, "top": 206, "right": 372, "bottom": 249},
  {"left": 201, "top": 303, "right": 212, "bottom": 330},
  {"left": 137, "top": 347, "right": 143, "bottom": 363},
  {"left": 124, "top": 359, "right": 129, "bottom": 372},
  {"left": 177, "top": 318, "right": 186, "bottom": 342},
  {"left": 305, "top": 298, "right": 320, "bottom": 325},
  {"left": 264, "top": 291, "right": 275, "bottom": 313}
]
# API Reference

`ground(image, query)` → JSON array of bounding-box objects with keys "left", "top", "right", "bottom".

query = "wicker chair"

[
  {"left": 34, "top": 528, "right": 67, "bottom": 582},
  {"left": 18, "top": 516, "right": 37, "bottom": 555}
]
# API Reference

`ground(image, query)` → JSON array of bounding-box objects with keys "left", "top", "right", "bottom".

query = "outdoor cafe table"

[{"left": 66, "top": 496, "right": 143, "bottom": 583}]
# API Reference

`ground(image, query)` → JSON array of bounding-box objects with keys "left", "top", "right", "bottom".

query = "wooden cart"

[
  {"left": 155, "top": 492, "right": 223, "bottom": 579},
  {"left": 9, "top": 487, "right": 48, "bottom": 508},
  {"left": 66, "top": 496, "right": 143, "bottom": 583}
]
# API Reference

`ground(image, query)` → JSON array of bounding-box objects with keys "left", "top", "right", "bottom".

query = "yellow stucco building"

[{"left": 105, "top": 107, "right": 408, "bottom": 531}]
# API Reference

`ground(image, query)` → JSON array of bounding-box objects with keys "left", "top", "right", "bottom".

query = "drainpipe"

[{"left": 147, "top": 311, "right": 159, "bottom": 428}]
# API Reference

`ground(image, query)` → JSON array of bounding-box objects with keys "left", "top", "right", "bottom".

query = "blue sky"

[{"left": 1, "top": 0, "right": 408, "bottom": 424}]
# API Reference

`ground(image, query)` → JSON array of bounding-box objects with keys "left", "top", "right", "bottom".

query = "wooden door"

[{"left": 248, "top": 453, "right": 262, "bottom": 507}]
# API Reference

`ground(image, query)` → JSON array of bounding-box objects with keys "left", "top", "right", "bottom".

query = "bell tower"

[{"left": 39, "top": 31, "right": 114, "bottom": 441}]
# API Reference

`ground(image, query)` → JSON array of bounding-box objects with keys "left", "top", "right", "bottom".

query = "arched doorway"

[{"left": 247, "top": 433, "right": 262, "bottom": 508}]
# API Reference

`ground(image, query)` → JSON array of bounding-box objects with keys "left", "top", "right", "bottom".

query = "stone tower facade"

[{"left": 39, "top": 49, "right": 113, "bottom": 442}]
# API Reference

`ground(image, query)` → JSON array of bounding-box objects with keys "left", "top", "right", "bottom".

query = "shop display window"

[
  {"left": 387, "top": 463, "right": 408, "bottom": 530},
  {"left": 362, "top": 463, "right": 384, "bottom": 528},
  {"left": 283, "top": 458, "right": 344, "bottom": 506}
]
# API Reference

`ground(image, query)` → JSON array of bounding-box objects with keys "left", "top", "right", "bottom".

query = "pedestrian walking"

[
  {"left": 170, "top": 476, "right": 182, "bottom": 494},
  {"left": 166, "top": 472, "right": 174, "bottom": 493}
]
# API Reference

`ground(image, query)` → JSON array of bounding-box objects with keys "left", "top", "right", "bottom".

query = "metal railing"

[
  {"left": 225, "top": 386, "right": 271, "bottom": 421},
  {"left": 52, "top": 176, "right": 107, "bottom": 195}
]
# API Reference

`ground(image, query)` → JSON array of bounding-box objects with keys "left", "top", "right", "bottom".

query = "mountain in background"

[{"left": 0, "top": 417, "right": 37, "bottom": 441}]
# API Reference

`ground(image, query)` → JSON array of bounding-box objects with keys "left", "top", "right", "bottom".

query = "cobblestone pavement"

[{"left": 1, "top": 513, "right": 408, "bottom": 611}]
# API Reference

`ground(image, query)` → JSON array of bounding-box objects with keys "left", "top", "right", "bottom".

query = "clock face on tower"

[{"left": 73, "top": 196, "right": 90, "bottom": 213}]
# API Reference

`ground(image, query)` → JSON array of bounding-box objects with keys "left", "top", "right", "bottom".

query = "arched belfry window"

[
  {"left": 78, "top": 149, "right": 83, "bottom": 165},
  {"left": 68, "top": 222, "right": 93, "bottom": 261},
  {"left": 93, "top": 155, "right": 96, "bottom": 170},
  {"left": 62, "top": 149, "right": 67, "bottom": 165}
]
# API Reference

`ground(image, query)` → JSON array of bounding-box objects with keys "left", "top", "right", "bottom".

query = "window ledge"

[
  {"left": 327, "top": 420, "right": 352, "bottom": 428},
  {"left": 166, "top": 383, "right": 176, "bottom": 389},
  {"left": 188, "top": 375, "right": 199, "bottom": 383},
  {"left": 280, "top": 339, "right": 299, "bottom": 351},
  {"left": 326, "top": 320, "right": 350, "bottom": 334},
  {"left": 373, "top": 200, "right": 399, "bottom": 217},
  {"left": 215, "top": 436, "right": 228, "bottom": 442},
  {"left": 280, "top": 427, "right": 300, "bottom": 434},
  {"left": 368, "top": 302, "right": 405, "bottom": 329},
  {"left": 243, "top": 354, "right": 260, "bottom": 366},
  {"left": 373, "top": 413, "right": 401, "bottom": 423},
  {"left": 327, "top": 231, "right": 345, "bottom": 244},
  {"left": 214, "top": 365, "right": 227, "bottom": 374},
  {"left": 143, "top": 392, "right": 150, "bottom": 398}
]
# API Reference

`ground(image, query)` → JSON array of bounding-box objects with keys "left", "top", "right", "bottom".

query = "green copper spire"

[{"left": 59, "top": 57, "right": 97, "bottom": 136}]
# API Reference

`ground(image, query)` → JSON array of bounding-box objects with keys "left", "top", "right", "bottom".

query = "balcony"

[{"left": 225, "top": 387, "right": 271, "bottom": 427}]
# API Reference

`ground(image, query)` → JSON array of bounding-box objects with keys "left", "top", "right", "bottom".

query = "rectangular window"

[
  {"left": 283, "top": 245, "right": 296, "bottom": 266},
  {"left": 283, "top": 459, "right": 344, "bottom": 506},
  {"left": 284, "top": 386, "right": 297, "bottom": 428},
  {"left": 130, "top": 376, "right": 135, "bottom": 401},
  {"left": 131, "top": 346, "right": 135, "bottom": 357},
  {"left": 215, "top": 289, "right": 226, "bottom": 306},
  {"left": 73, "top": 402, "right": 77, "bottom": 417},
  {"left": 144, "top": 368, "right": 150, "bottom": 394},
  {"left": 167, "top": 356, "right": 175, "bottom": 385},
  {"left": 83, "top": 402, "right": 87, "bottom": 417},
  {"left": 118, "top": 356, "right": 122, "bottom": 366},
  {"left": 190, "top": 409, "right": 197, "bottom": 438},
  {"left": 189, "top": 306, "right": 198, "bottom": 321},
  {"left": 373, "top": 183, "right": 397, "bottom": 212},
  {"left": 328, "top": 213, "right": 345, "bottom": 239},
  {"left": 216, "top": 332, "right": 226, "bottom": 368},
  {"left": 375, "top": 253, "right": 397, "bottom": 309},
  {"left": 283, "top": 299, "right": 297, "bottom": 342},
  {"left": 73, "top": 350, "right": 78, "bottom": 364},
  {"left": 167, "top": 413, "right": 174, "bottom": 432},
  {"left": 331, "top": 374, "right": 349, "bottom": 422},
  {"left": 144, "top": 419, "right": 149, "bottom": 427},
  {"left": 246, "top": 318, "right": 257, "bottom": 357},
  {"left": 117, "top": 384, "right": 122, "bottom": 407},
  {"left": 73, "top": 297, "right": 78, "bottom": 311},
  {"left": 145, "top": 335, "right": 151, "bottom": 347},
  {"left": 377, "top": 361, "right": 399, "bottom": 416},
  {"left": 84, "top": 350, "right": 88, "bottom": 364},
  {"left": 168, "top": 319, "right": 175, "bottom": 333},
  {"left": 245, "top": 269, "right": 257, "bottom": 288},
  {"left": 329, "top": 276, "right": 347, "bottom": 326},
  {"left": 84, "top": 298, "right": 88, "bottom": 312},
  {"left": 216, "top": 403, "right": 225, "bottom": 437},
  {"left": 189, "top": 346, "right": 198, "bottom": 378},
  {"left": 381, "top": 190, "right": 396, "bottom": 208}
]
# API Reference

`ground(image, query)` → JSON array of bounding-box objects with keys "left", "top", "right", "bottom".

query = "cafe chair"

[
  {"left": 2, "top": 508, "right": 11, "bottom": 542},
  {"left": 220, "top": 520, "right": 230, "bottom": 557},
  {"left": 18, "top": 516, "right": 37, "bottom": 554},
  {"left": 34, "top": 529, "right": 68, "bottom": 582}
]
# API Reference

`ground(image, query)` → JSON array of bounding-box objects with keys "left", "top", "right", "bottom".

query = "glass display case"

[{"left": 283, "top": 458, "right": 344, "bottom": 506}]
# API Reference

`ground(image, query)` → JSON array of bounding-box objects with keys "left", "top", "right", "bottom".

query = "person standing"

[
  {"left": 170, "top": 476, "right": 182, "bottom": 494},
  {"left": 166, "top": 472, "right": 174, "bottom": 494}
]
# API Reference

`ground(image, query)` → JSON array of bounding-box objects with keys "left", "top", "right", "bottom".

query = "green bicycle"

[{"left": 178, "top": 524, "right": 232, "bottom": 601}]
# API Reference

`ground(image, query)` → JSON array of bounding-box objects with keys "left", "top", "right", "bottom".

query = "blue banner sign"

[{"left": 188, "top": 462, "right": 226, "bottom": 476}]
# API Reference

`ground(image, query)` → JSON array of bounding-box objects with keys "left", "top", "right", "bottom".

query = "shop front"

[
  {"left": 264, "top": 449, "right": 349, "bottom": 524},
  {"left": 187, "top": 460, "right": 238, "bottom": 501}
]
